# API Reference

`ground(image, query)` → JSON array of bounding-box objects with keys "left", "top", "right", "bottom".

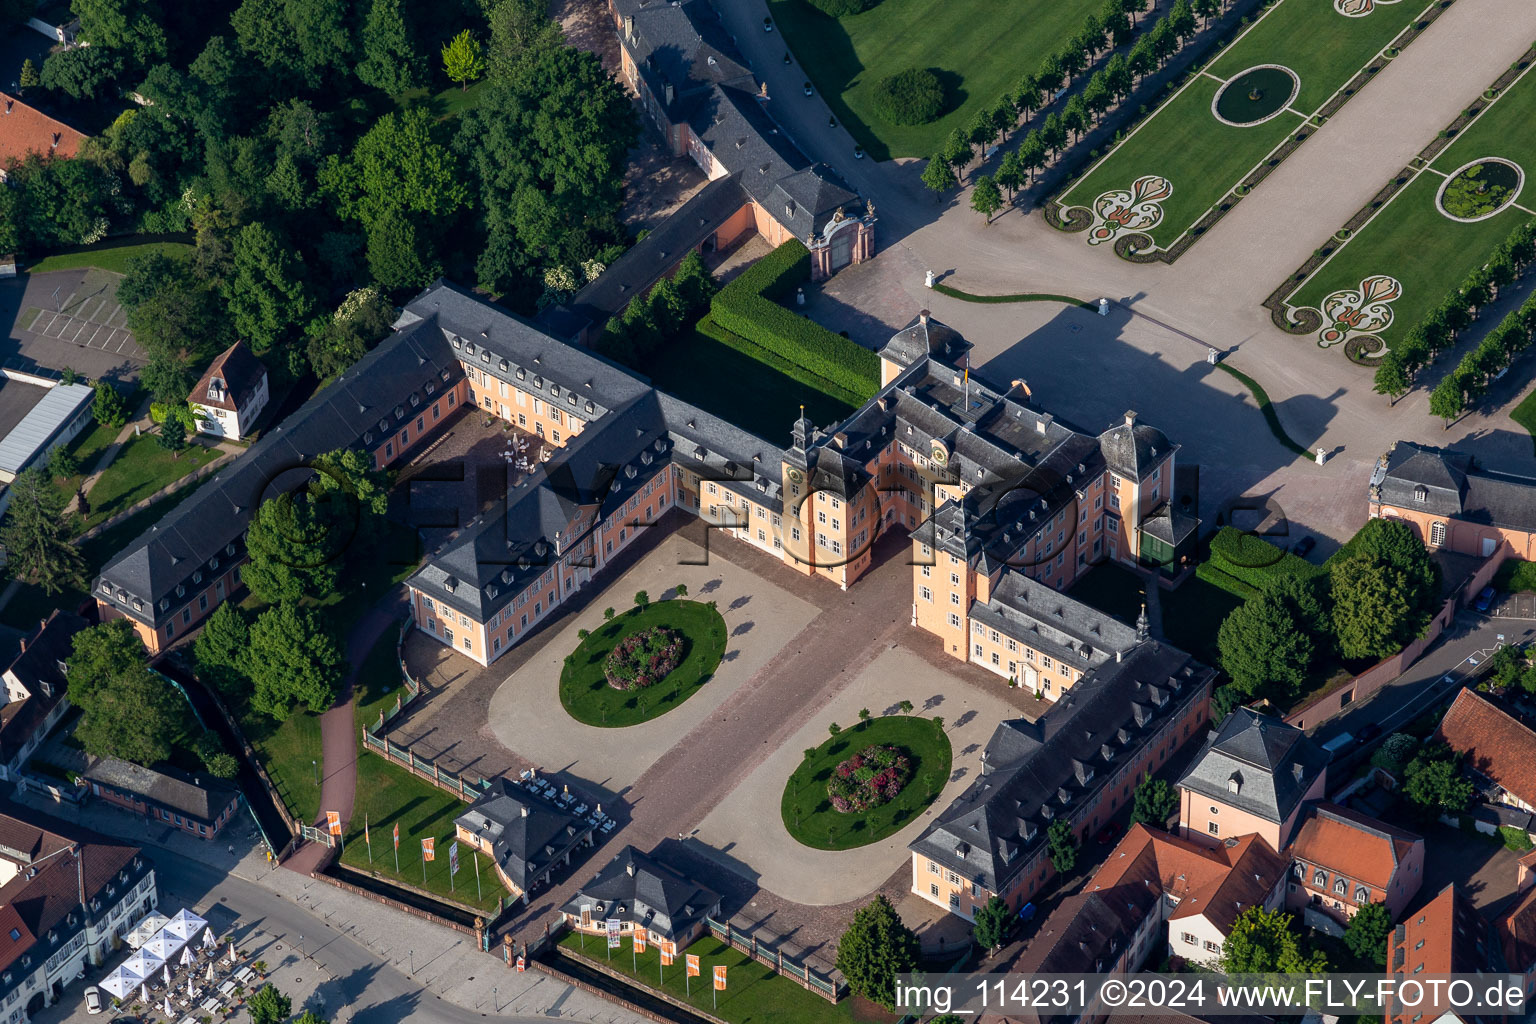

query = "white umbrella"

[
  {"left": 143, "top": 929, "right": 185, "bottom": 961},
  {"left": 226, "top": 942, "right": 236, "bottom": 963},
  {"left": 163, "top": 996, "right": 173, "bottom": 1017},
  {"left": 162, "top": 965, "right": 172, "bottom": 987},
  {"left": 140, "top": 984, "right": 149, "bottom": 1003},
  {"left": 187, "top": 976, "right": 194, "bottom": 997},
  {"left": 201, "top": 928, "right": 217, "bottom": 950},
  {"left": 164, "top": 909, "right": 208, "bottom": 942},
  {"left": 99, "top": 967, "right": 135, "bottom": 999},
  {"left": 205, "top": 963, "right": 214, "bottom": 983}
]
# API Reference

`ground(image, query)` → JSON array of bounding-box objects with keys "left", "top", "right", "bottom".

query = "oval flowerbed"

[
  {"left": 559, "top": 600, "right": 726, "bottom": 728},
  {"left": 781, "top": 716, "right": 951, "bottom": 851}
]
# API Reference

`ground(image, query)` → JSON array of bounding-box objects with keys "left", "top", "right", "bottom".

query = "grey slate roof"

[
  {"left": 877, "top": 312, "right": 971, "bottom": 372},
  {"left": 621, "top": 0, "right": 753, "bottom": 126},
  {"left": 82, "top": 757, "right": 240, "bottom": 824},
  {"left": 456, "top": 778, "right": 593, "bottom": 890},
  {"left": 1004, "top": 883, "right": 1158, "bottom": 991},
  {"left": 560, "top": 845, "right": 721, "bottom": 941},
  {"left": 1373, "top": 441, "right": 1536, "bottom": 532},
  {"left": 0, "top": 382, "right": 93, "bottom": 478},
  {"left": 95, "top": 317, "right": 461, "bottom": 628},
  {"left": 908, "top": 642, "right": 1214, "bottom": 895},
  {"left": 1098, "top": 410, "right": 1176, "bottom": 482},
  {"left": 969, "top": 572, "right": 1139, "bottom": 671},
  {"left": 1176, "top": 708, "right": 1328, "bottom": 832}
]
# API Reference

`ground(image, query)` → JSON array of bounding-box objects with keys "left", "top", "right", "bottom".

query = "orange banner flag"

[
  {"left": 633, "top": 929, "right": 646, "bottom": 953},
  {"left": 422, "top": 837, "right": 436, "bottom": 861},
  {"left": 713, "top": 965, "right": 727, "bottom": 991},
  {"left": 685, "top": 953, "right": 700, "bottom": 978},
  {"left": 660, "top": 943, "right": 674, "bottom": 966},
  {"left": 326, "top": 811, "right": 342, "bottom": 836}
]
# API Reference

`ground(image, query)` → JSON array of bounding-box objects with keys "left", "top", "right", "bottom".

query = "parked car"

[
  {"left": 1017, "top": 901, "right": 1037, "bottom": 924},
  {"left": 1293, "top": 535, "right": 1316, "bottom": 557},
  {"left": 1094, "top": 824, "right": 1119, "bottom": 845},
  {"left": 763, "top": 16, "right": 773, "bottom": 30},
  {"left": 84, "top": 986, "right": 102, "bottom": 1015},
  {"left": 1474, "top": 586, "right": 1497, "bottom": 612},
  {"left": 1356, "top": 722, "right": 1381, "bottom": 744}
]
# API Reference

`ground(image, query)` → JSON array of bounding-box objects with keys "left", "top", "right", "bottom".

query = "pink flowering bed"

[
  {"left": 827, "top": 744, "right": 912, "bottom": 813},
  {"left": 603, "top": 626, "right": 686, "bottom": 691}
]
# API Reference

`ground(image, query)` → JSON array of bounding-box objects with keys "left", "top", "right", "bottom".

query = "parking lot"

[
  {"left": 20, "top": 277, "right": 143, "bottom": 361},
  {"left": 1, "top": 269, "right": 145, "bottom": 382}
]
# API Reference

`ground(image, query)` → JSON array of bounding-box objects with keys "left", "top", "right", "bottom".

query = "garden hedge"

[
  {"left": 805, "top": 0, "right": 882, "bottom": 15},
  {"left": 1195, "top": 561, "right": 1260, "bottom": 600},
  {"left": 695, "top": 317, "right": 866, "bottom": 406},
  {"left": 708, "top": 240, "right": 879, "bottom": 401},
  {"left": 1206, "top": 526, "right": 1324, "bottom": 592}
]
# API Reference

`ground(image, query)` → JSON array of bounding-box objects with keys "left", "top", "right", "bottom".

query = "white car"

[{"left": 84, "top": 986, "right": 102, "bottom": 1014}]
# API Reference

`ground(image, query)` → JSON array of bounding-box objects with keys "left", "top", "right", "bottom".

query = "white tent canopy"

[
  {"left": 143, "top": 929, "right": 186, "bottom": 961},
  {"left": 122, "top": 948, "right": 165, "bottom": 978},
  {"left": 98, "top": 967, "right": 139, "bottom": 999},
  {"left": 164, "top": 909, "right": 208, "bottom": 942},
  {"left": 124, "top": 911, "right": 170, "bottom": 949}
]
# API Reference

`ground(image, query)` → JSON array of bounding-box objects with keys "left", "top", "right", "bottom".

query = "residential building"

[
  {"left": 0, "top": 94, "right": 85, "bottom": 179},
  {"left": 455, "top": 779, "right": 596, "bottom": 904},
  {"left": 1287, "top": 802, "right": 1424, "bottom": 929},
  {"left": 1385, "top": 885, "right": 1507, "bottom": 1024},
  {"left": 559, "top": 846, "right": 721, "bottom": 946},
  {"left": 1435, "top": 688, "right": 1536, "bottom": 813},
  {"left": 1176, "top": 708, "right": 1329, "bottom": 852},
  {"left": 188, "top": 342, "right": 268, "bottom": 441},
  {"left": 0, "top": 612, "right": 87, "bottom": 785},
  {"left": 1087, "top": 823, "right": 1288, "bottom": 968},
  {"left": 0, "top": 804, "right": 157, "bottom": 1023},
  {"left": 1495, "top": 884, "right": 1536, "bottom": 997},
  {"left": 80, "top": 759, "right": 241, "bottom": 839},
  {"left": 1368, "top": 441, "right": 1536, "bottom": 560},
  {"left": 908, "top": 642, "right": 1214, "bottom": 920}
]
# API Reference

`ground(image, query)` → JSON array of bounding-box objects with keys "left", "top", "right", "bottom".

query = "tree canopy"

[
  {"left": 835, "top": 895, "right": 920, "bottom": 1011},
  {"left": 0, "top": 468, "right": 86, "bottom": 596},
  {"left": 1344, "top": 901, "right": 1393, "bottom": 966},
  {"left": 1130, "top": 773, "right": 1177, "bottom": 828},
  {"left": 1220, "top": 906, "right": 1328, "bottom": 973},
  {"left": 67, "top": 621, "right": 184, "bottom": 766},
  {"left": 248, "top": 602, "right": 344, "bottom": 720}
]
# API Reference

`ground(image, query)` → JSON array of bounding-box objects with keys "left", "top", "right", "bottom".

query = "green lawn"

[
  {"left": 1065, "top": 561, "right": 1145, "bottom": 626},
  {"left": 767, "top": 0, "right": 1089, "bottom": 160},
  {"left": 46, "top": 416, "right": 122, "bottom": 507},
  {"left": 394, "top": 79, "right": 489, "bottom": 121},
  {"left": 340, "top": 753, "right": 508, "bottom": 915},
  {"left": 24, "top": 239, "right": 193, "bottom": 275},
  {"left": 644, "top": 323, "right": 856, "bottom": 443},
  {"left": 1160, "top": 574, "right": 1242, "bottom": 670},
  {"left": 1057, "top": 0, "right": 1429, "bottom": 251},
  {"left": 781, "top": 715, "right": 951, "bottom": 850},
  {"left": 354, "top": 631, "right": 407, "bottom": 734},
  {"left": 1511, "top": 388, "right": 1536, "bottom": 454},
  {"left": 1058, "top": 75, "right": 1302, "bottom": 249},
  {"left": 558, "top": 933, "right": 866, "bottom": 1024},
  {"left": 242, "top": 706, "right": 323, "bottom": 827},
  {"left": 559, "top": 599, "right": 727, "bottom": 727},
  {"left": 80, "top": 434, "right": 222, "bottom": 529},
  {"left": 1285, "top": 60, "right": 1536, "bottom": 346}
]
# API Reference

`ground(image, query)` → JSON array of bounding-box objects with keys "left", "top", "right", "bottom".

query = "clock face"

[
  {"left": 787, "top": 467, "right": 804, "bottom": 484},
  {"left": 930, "top": 444, "right": 948, "bottom": 465}
]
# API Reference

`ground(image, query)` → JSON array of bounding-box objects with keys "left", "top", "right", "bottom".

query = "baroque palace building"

[{"left": 95, "top": 284, "right": 1199, "bottom": 675}]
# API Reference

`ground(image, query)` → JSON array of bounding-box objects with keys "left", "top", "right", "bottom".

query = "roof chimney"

[
  {"left": 918, "top": 309, "right": 930, "bottom": 324},
  {"left": 3, "top": 99, "right": 11, "bottom": 114},
  {"left": 520, "top": 804, "right": 529, "bottom": 817},
  {"left": 1124, "top": 410, "right": 1137, "bottom": 428},
  {"left": 625, "top": 860, "right": 635, "bottom": 877}
]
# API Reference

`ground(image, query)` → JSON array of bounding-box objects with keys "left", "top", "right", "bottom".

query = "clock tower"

[{"left": 780, "top": 406, "right": 817, "bottom": 576}]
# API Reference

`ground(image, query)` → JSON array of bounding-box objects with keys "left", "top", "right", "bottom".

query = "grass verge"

[
  {"left": 932, "top": 283, "right": 1095, "bottom": 309},
  {"left": 559, "top": 599, "right": 727, "bottom": 728},
  {"left": 341, "top": 752, "right": 508, "bottom": 915},
  {"left": 354, "top": 631, "right": 407, "bottom": 733},
  {"left": 25, "top": 239, "right": 193, "bottom": 275},
  {"left": 242, "top": 706, "right": 323, "bottom": 827},
  {"left": 79, "top": 434, "right": 222, "bottom": 529},
  {"left": 1214, "top": 363, "right": 1309, "bottom": 457},
  {"left": 1512, "top": 387, "right": 1536, "bottom": 456},
  {"left": 781, "top": 715, "right": 951, "bottom": 851}
]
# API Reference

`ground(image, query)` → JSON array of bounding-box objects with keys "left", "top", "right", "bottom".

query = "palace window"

[{"left": 1429, "top": 522, "right": 1446, "bottom": 546}]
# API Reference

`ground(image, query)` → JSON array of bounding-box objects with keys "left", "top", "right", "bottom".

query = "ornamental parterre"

[
  {"left": 828, "top": 744, "right": 913, "bottom": 813},
  {"left": 604, "top": 626, "right": 687, "bottom": 691}
]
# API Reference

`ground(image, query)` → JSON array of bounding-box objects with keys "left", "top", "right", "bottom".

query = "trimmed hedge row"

[
  {"left": 1207, "top": 526, "right": 1323, "bottom": 592},
  {"left": 1195, "top": 561, "right": 1260, "bottom": 600},
  {"left": 695, "top": 316, "right": 866, "bottom": 406},
  {"left": 709, "top": 240, "right": 879, "bottom": 401}
]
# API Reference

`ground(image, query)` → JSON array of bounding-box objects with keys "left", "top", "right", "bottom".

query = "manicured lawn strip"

[
  {"left": 1429, "top": 62, "right": 1536, "bottom": 174},
  {"left": 782, "top": 715, "right": 951, "bottom": 851},
  {"left": 654, "top": 320, "right": 858, "bottom": 439},
  {"left": 932, "top": 283, "right": 1095, "bottom": 309},
  {"left": 354, "top": 630, "right": 407, "bottom": 733},
  {"left": 1289, "top": 172, "right": 1522, "bottom": 341},
  {"left": 767, "top": 0, "right": 1088, "bottom": 160},
  {"left": 341, "top": 753, "right": 508, "bottom": 915},
  {"left": 47, "top": 416, "right": 122, "bottom": 506},
  {"left": 394, "top": 79, "right": 489, "bottom": 121},
  {"left": 558, "top": 933, "right": 863, "bottom": 1024},
  {"left": 1059, "top": 76, "right": 1300, "bottom": 247},
  {"left": 559, "top": 600, "right": 727, "bottom": 728},
  {"left": 1213, "top": 363, "right": 1309, "bottom": 456},
  {"left": 79, "top": 434, "right": 222, "bottom": 528},
  {"left": 1206, "top": 0, "right": 1427, "bottom": 115},
  {"left": 25, "top": 239, "right": 193, "bottom": 275},
  {"left": 1512, "top": 388, "right": 1536, "bottom": 455},
  {"left": 242, "top": 707, "right": 323, "bottom": 827}
]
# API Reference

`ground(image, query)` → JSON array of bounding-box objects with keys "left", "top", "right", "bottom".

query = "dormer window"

[
  {"left": 207, "top": 377, "right": 226, "bottom": 402},
  {"left": 1355, "top": 885, "right": 1370, "bottom": 904},
  {"left": 1333, "top": 878, "right": 1347, "bottom": 896},
  {"left": 1414, "top": 485, "right": 1427, "bottom": 503}
]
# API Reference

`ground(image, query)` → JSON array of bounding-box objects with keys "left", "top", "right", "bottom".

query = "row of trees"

[
  {"left": 1216, "top": 520, "right": 1441, "bottom": 705},
  {"left": 924, "top": 0, "right": 1221, "bottom": 208},
  {"left": 597, "top": 251, "right": 719, "bottom": 366},
  {"left": 1426, "top": 279, "right": 1536, "bottom": 427},
  {"left": 1371, "top": 220, "right": 1536, "bottom": 410}
]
